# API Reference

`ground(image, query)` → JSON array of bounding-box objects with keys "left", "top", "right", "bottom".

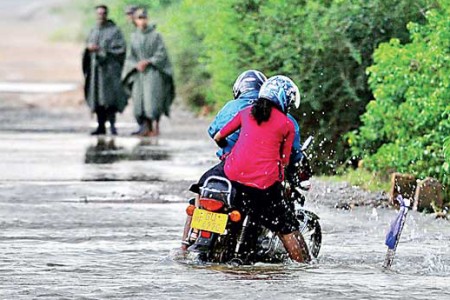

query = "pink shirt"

[{"left": 219, "top": 106, "right": 295, "bottom": 189}]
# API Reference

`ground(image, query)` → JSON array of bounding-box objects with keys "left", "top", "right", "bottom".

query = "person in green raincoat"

[
  {"left": 122, "top": 8, "right": 175, "bottom": 136},
  {"left": 83, "top": 5, "right": 127, "bottom": 135}
]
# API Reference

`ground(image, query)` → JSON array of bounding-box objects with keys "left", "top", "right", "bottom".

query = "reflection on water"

[
  {"left": 131, "top": 139, "right": 170, "bottom": 161},
  {"left": 176, "top": 259, "right": 296, "bottom": 281},
  {"left": 1, "top": 194, "right": 449, "bottom": 299},
  {"left": 84, "top": 137, "right": 125, "bottom": 164},
  {"left": 84, "top": 137, "right": 170, "bottom": 164},
  {"left": 80, "top": 174, "right": 163, "bottom": 182},
  {"left": 172, "top": 247, "right": 315, "bottom": 281}
]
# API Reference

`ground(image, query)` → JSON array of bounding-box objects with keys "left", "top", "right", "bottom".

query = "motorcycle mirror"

[{"left": 301, "top": 136, "right": 314, "bottom": 152}]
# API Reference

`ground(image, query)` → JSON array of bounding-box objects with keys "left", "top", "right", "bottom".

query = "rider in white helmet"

[
  {"left": 182, "top": 74, "right": 306, "bottom": 261},
  {"left": 208, "top": 71, "right": 303, "bottom": 165},
  {"left": 212, "top": 75, "right": 310, "bottom": 263}
]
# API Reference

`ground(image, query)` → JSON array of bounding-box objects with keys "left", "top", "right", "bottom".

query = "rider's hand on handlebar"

[
  {"left": 216, "top": 138, "right": 228, "bottom": 148},
  {"left": 213, "top": 132, "right": 227, "bottom": 148}
]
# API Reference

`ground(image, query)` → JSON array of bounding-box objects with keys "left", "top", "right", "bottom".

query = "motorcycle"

[{"left": 183, "top": 136, "right": 321, "bottom": 264}]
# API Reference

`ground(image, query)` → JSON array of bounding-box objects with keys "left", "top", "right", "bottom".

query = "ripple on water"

[{"left": 1, "top": 199, "right": 449, "bottom": 299}]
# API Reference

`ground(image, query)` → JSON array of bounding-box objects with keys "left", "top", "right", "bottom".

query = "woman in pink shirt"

[
  {"left": 214, "top": 75, "right": 310, "bottom": 263},
  {"left": 217, "top": 105, "right": 295, "bottom": 189}
]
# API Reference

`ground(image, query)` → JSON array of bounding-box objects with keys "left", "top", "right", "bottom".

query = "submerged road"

[
  {"left": 1, "top": 0, "right": 449, "bottom": 299},
  {"left": 0, "top": 102, "right": 449, "bottom": 299}
]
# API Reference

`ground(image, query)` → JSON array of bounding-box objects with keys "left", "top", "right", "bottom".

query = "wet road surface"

[
  {"left": 1, "top": 0, "right": 449, "bottom": 299},
  {"left": 1, "top": 100, "right": 449, "bottom": 300}
]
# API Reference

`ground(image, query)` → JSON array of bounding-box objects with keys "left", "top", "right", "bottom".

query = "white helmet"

[{"left": 258, "top": 75, "right": 300, "bottom": 112}]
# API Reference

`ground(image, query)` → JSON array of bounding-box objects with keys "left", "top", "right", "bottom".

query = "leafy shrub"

[
  {"left": 164, "top": 0, "right": 434, "bottom": 172},
  {"left": 94, "top": 0, "right": 439, "bottom": 177},
  {"left": 349, "top": 2, "right": 450, "bottom": 195}
]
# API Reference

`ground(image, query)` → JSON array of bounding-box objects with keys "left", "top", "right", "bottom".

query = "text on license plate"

[{"left": 191, "top": 209, "right": 228, "bottom": 234}]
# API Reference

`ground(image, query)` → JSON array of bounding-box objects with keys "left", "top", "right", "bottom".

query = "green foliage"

[
  {"left": 163, "top": 0, "right": 434, "bottom": 172},
  {"left": 162, "top": 0, "right": 250, "bottom": 107},
  {"left": 81, "top": 0, "right": 443, "bottom": 183},
  {"left": 445, "top": 137, "right": 450, "bottom": 162},
  {"left": 162, "top": 0, "right": 213, "bottom": 107},
  {"left": 350, "top": 2, "right": 450, "bottom": 194}
]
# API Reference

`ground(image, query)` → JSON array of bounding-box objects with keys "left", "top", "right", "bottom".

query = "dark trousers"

[{"left": 95, "top": 106, "right": 116, "bottom": 129}]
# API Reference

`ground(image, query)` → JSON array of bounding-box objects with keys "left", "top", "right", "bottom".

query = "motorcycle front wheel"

[{"left": 297, "top": 209, "right": 322, "bottom": 258}]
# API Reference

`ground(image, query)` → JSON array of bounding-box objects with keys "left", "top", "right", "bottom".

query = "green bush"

[
  {"left": 163, "top": 0, "right": 434, "bottom": 172},
  {"left": 84, "top": 0, "right": 442, "bottom": 179},
  {"left": 349, "top": 2, "right": 450, "bottom": 196}
]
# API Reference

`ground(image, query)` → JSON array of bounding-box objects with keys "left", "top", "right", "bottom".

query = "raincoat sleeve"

[
  {"left": 126, "top": 36, "right": 139, "bottom": 65},
  {"left": 208, "top": 112, "right": 223, "bottom": 138},
  {"left": 95, "top": 26, "right": 126, "bottom": 65},
  {"left": 147, "top": 33, "right": 169, "bottom": 74},
  {"left": 97, "top": 28, "right": 126, "bottom": 67},
  {"left": 85, "top": 28, "right": 96, "bottom": 48},
  {"left": 121, "top": 37, "right": 139, "bottom": 96},
  {"left": 123, "top": 38, "right": 139, "bottom": 73},
  {"left": 282, "top": 120, "right": 296, "bottom": 166},
  {"left": 219, "top": 111, "right": 242, "bottom": 138},
  {"left": 107, "top": 28, "right": 126, "bottom": 56}
]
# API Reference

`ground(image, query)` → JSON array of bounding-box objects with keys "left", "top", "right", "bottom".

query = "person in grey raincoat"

[
  {"left": 122, "top": 8, "right": 175, "bottom": 136},
  {"left": 83, "top": 5, "right": 127, "bottom": 135}
]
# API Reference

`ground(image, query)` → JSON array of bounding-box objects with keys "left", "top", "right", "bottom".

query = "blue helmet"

[
  {"left": 258, "top": 75, "right": 300, "bottom": 113},
  {"left": 232, "top": 70, "right": 267, "bottom": 99}
]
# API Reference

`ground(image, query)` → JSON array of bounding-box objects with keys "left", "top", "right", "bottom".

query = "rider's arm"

[
  {"left": 208, "top": 108, "right": 225, "bottom": 139},
  {"left": 208, "top": 101, "right": 237, "bottom": 138},
  {"left": 216, "top": 110, "right": 242, "bottom": 140},
  {"left": 213, "top": 131, "right": 224, "bottom": 144},
  {"left": 213, "top": 131, "right": 228, "bottom": 148},
  {"left": 282, "top": 121, "right": 296, "bottom": 167},
  {"left": 145, "top": 33, "right": 169, "bottom": 71},
  {"left": 108, "top": 28, "right": 126, "bottom": 55}
]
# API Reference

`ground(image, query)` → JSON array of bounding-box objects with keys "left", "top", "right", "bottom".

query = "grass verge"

[{"left": 319, "top": 168, "right": 390, "bottom": 193}]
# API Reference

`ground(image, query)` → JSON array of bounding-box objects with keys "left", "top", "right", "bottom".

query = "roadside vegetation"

[
  {"left": 320, "top": 169, "right": 391, "bottom": 193},
  {"left": 347, "top": 3, "right": 450, "bottom": 199},
  {"left": 75, "top": 0, "right": 448, "bottom": 202}
]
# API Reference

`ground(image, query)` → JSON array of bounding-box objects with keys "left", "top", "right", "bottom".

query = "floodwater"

[
  {"left": 0, "top": 0, "right": 449, "bottom": 298},
  {"left": 0, "top": 103, "right": 449, "bottom": 300}
]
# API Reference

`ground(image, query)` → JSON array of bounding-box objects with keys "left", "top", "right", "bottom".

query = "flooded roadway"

[
  {"left": 0, "top": 98, "right": 449, "bottom": 300},
  {"left": 1, "top": 0, "right": 449, "bottom": 298}
]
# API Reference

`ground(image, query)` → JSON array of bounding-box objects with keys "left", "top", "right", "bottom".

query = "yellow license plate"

[{"left": 191, "top": 209, "right": 228, "bottom": 234}]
